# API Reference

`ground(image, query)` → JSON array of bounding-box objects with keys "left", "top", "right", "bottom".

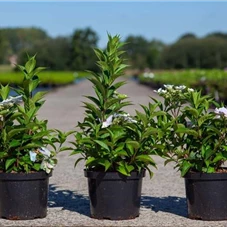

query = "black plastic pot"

[
  {"left": 85, "top": 170, "right": 145, "bottom": 220},
  {"left": 0, "top": 171, "right": 51, "bottom": 220},
  {"left": 185, "top": 171, "right": 227, "bottom": 220}
]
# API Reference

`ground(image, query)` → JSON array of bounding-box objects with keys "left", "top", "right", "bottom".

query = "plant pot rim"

[
  {"left": 184, "top": 168, "right": 227, "bottom": 180},
  {"left": 84, "top": 169, "right": 146, "bottom": 180},
  {"left": 0, "top": 171, "right": 52, "bottom": 180}
]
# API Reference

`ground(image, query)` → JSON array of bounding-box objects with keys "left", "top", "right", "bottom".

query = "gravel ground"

[{"left": 0, "top": 79, "right": 227, "bottom": 226}]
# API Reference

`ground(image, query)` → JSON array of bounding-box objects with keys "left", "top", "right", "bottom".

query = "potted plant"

[
  {"left": 0, "top": 55, "right": 68, "bottom": 220},
  {"left": 70, "top": 35, "right": 161, "bottom": 220},
  {"left": 153, "top": 84, "right": 227, "bottom": 220}
]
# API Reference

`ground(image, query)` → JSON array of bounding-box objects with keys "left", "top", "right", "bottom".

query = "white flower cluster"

[
  {"left": 154, "top": 84, "right": 194, "bottom": 95},
  {"left": 29, "top": 147, "right": 56, "bottom": 174},
  {"left": 214, "top": 107, "right": 227, "bottom": 118},
  {"left": 143, "top": 72, "right": 155, "bottom": 79},
  {"left": 0, "top": 95, "right": 22, "bottom": 107},
  {"left": 102, "top": 113, "right": 137, "bottom": 128}
]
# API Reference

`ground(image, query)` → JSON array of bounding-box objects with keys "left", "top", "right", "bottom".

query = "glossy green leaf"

[
  {"left": 5, "top": 158, "right": 16, "bottom": 170},
  {"left": 181, "top": 161, "right": 192, "bottom": 177},
  {"left": 94, "top": 140, "right": 110, "bottom": 151}
]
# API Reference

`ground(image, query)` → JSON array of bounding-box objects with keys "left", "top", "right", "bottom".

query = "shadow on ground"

[
  {"left": 48, "top": 184, "right": 90, "bottom": 217},
  {"left": 48, "top": 185, "right": 187, "bottom": 218},
  {"left": 141, "top": 196, "right": 187, "bottom": 217}
]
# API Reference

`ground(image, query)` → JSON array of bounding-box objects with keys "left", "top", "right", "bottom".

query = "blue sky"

[{"left": 0, "top": 2, "right": 226, "bottom": 47}]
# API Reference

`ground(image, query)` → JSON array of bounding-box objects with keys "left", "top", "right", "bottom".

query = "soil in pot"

[
  {"left": 85, "top": 170, "right": 145, "bottom": 220},
  {"left": 0, "top": 171, "right": 51, "bottom": 220}
]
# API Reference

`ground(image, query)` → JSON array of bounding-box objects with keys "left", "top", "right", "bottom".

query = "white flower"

[
  {"left": 188, "top": 88, "right": 194, "bottom": 92},
  {"left": 40, "top": 159, "right": 55, "bottom": 174},
  {"left": 155, "top": 88, "right": 167, "bottom": 94},
  {"left": 29, "top": 150, "right": 37, "bottom": 162},
  {"left": 164, "top": 84, "right": 174, "bottom": 90},
  {"left": 0, "top": 95, "right": 22, "bottom": 106},
  {"left": 143, "top": 72, "right": 154, "bottom": 79},
  {"left": 102, "top": 113, "right": 137, "bottom": 128},
  {"left": 39, "top": 147, "right": 51, "bottom": 157},
  {"left": 214, "top": 107, "right": 227, "bottom": 117},
  {"left": 175, "top": 85, "right": 186, "bottom": 90},
  {"left": 114, "top": 113, "right": 137, "bottom": 123},
  {"left": 102, "top": 115, "right": 113, "bottom": 128}
]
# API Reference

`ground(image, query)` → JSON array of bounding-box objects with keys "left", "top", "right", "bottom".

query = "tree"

[
  {"left": 18, "top": 37, "right": 71, "bottom": 70},
  {"left": 178, "top": 33, "right": 197, "bottom": 41},
  {"left": 70, "top": 27, "right": 99, "bottom": 71},
  {"left": 147, "top": 39, "right": 165, "bottom": 69},
  {"left": 0, "top": 27, "right": 49, "bottom": 53},
  {"left": 124, "top": 35, "right": 150, "bottom": 70},
  {"left": 160, "top": 33, "right": 227, "bottom": 69},
  {"left": 206, "top": 32, "right": 227, "bottom": 40},
  {"left": 0, "top": 31, "right": 12, "bottom": 64}
]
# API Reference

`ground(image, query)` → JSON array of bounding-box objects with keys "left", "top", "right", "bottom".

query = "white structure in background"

[
  {"left": 143, "top": 68, "right": 155, "bottom": 79},
  {"left": 8, "top": 55, "right": 18, "bottom": 68}
]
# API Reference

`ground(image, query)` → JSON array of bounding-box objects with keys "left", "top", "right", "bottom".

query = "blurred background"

[{"left": 1, "top": 1, "right": 227, "bottom": 102}]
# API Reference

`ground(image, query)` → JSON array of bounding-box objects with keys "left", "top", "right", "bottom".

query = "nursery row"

[
  {"left": 138, "top": 69, "right": 227, "bottom": 103},
  {"left": 0, "top": 70, "right": 89, "bottom": 86}
]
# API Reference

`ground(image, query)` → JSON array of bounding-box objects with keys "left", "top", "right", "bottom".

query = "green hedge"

[
  {"left": 0, "top": 71, "right": 90, "bottom": 86},
  {"left": 138, "top": 69, "right": 227, "bottom": 103}
]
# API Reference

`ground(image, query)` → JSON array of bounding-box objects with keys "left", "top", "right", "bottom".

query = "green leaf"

[
  {"left": 88, "top": 78, "right": 106, "bottom": 97},
  {"left": 29, "top": 76, "right": 40, "bottom": 92},
  {"left": 33, "top": 163, "right": 41, "bottom": 171},
  {"left": 184, "top": 107, "right": 199, "bottom": 118},
  {"left": 176, "top": 128, "right": 198, "bottom": 137},
  {"left": 83, "top": 102, "right": 102, "bottom": 119},
  {"left": 33, "top": 67, "right": 46, "bottom": 75},
  {"left": 70, "top": 150, "right": 83, "bottom": 156},
  {"left": 9, "top": 140, "right": 21, "bottom": 148},
  {"left": 125, "top": 163, "right": 134, "bottom": 173},
  {"left": 205, "top": 148, "right": 213, "bottom": 160},
  {"left": 0, "top": 84, "right": 10, "bottom": 100},
  {"left": 74, "top": 157, "right": 84, "bottom": 168},
  {"left": 25, "top": 56, "right": 36, "bottom": 73},
  {"left": 104, "top": 160, "right": 111, "bottom": 171},
  {"left": 145, "top": 166, "right": 154, "bottom": 179},
  {"left": 207, "top": 166, "right": 215, "bottom": 173},
  {"left": 85, "top": 157, "right": 96, "bottom": 166},
  {"left": 20, "top": 142, "right": 43, "bottom": 150},
  {"left": 97, "top": 159, "right": 111, "bottom": 171},
  {"left": 8, "top": 128, "right": 27, "bottom": 139},
  {"left": 85, "top": 96, "right": 101, "bottom": 107},
  {"left": 126, "top": 140, "right": 140, "bottom": 149},
  {"left": 213, "top": 153, "right": 224, "bottom": 163},
  {"left": 198, "top": 115, "right": 212, "bottom": 126},
  {"left": 94, "top": 140, "right": 110, "bottom": 151},
  {"left": 0, "top": 152, "right": 8, "bottom": 159},
  {"left": 10, "top": 112, "right": 23, "bottom": 121},
  {"left": 105, "top": 98, "right": 120, "bottom": 109},
  {"left": 114, "top": 149, "right": 129, "bottom": 157},
  {"left": 142, "top": 127, "right": 159, "bottom": 138},
  {"left": 136, "top": 155, "right": 155, "bottom": 165},
  {"left": 117, "top": 164, "right": 130, "bottom": 176},
  {"left": 32, "top": 131, "right": 49, "bottom": 140},
  {"left": 164, "top": 159, "right": 174, "bottom": 166},
  {"left": 32, "top": 91, "right": 47, "bottom": 103},
  {"left": 111, "top": 81, "right": 126, "bottom": 90},
  {"left": 181, "top": 161, "right": 192, "bottom": 177},
  {"left": 5, "top": 158, "right": 16, "bottom": 170},
  {"left": 136, "top": 110, "right": 148, "bottom": 126}
]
